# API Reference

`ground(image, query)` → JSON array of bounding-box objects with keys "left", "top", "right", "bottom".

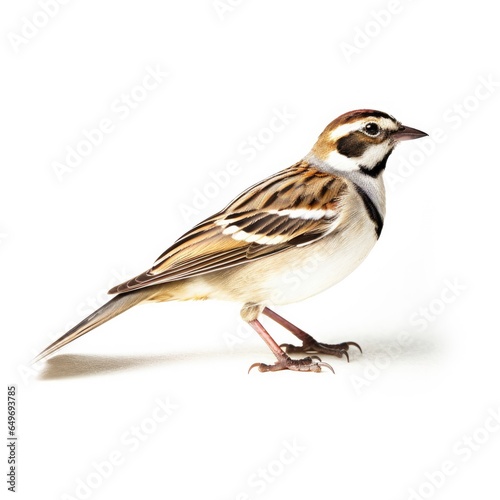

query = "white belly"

[{"left": 199, "top": 209, "right": 378, "bottom": 307}]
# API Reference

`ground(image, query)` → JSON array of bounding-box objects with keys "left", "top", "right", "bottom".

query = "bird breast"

[{"left": 198, "top": 190, "right": 379, "bottom": 307}]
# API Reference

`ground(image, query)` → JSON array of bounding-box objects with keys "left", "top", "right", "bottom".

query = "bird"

[{"left": 34, "top": 109, "right": 427, "bottom": 373}]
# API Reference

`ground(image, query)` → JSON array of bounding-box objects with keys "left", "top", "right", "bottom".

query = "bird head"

[{"left": 309, "top": 109, "right": 428, "bottom": 177}]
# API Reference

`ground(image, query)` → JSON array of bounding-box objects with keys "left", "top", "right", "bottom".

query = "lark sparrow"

[{"left": 34, "top": 109, "right": 427, "bottom": 373}]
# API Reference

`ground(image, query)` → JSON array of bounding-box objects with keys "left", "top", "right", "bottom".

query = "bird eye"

[{"left": 364, "top": 122, "right": 380, "bottom": 136}]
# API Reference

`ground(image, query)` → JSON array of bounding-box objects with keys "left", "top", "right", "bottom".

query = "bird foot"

[
  {"left": 248, "top": 355, "right": 334, "bottom": 374},
  {"left": 280, "top": 339, "right": 362, "bottom": 361}
]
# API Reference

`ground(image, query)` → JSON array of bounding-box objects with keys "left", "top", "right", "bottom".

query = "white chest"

[
  {"left": 206, "top": 187, "right": 381, "bottom": 307},
  {"left": 258, "top": 202, "right": 379, "bottom": 305}
]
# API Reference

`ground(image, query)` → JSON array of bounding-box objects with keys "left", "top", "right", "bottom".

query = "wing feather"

[{"left": 109, "top": 161, "right": 347, "bottom": 294}]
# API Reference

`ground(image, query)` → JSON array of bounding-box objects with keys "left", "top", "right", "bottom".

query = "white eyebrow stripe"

[
  {"left": 328, "top": 117, "right": 399, "bottom": 142},
  {"left": 378, "top": 117, "right": 399, "bottom": 130},
  {"left": 328, "top": 122, "right": 364, "bottom": 141}
]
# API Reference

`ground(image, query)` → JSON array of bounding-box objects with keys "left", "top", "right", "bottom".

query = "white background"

[{"left": 1, "top": 1, "right": 499, "bottom": 499}]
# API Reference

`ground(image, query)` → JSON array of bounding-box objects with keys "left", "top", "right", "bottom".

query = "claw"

[
  {"left": 310, "top": 355, "right": 323, "bottom": 362},
  {"left": 343, "top": 350, "right": 350, "bottom": 363},
  {"left": 248, "top": 362, "right": 262, "bottom": 374},
  {"left": 346, "top": 341, "right": 362, "bottom": 354},
  {"left": 317, "top": 362, "right": 335, "bottom": 375}
]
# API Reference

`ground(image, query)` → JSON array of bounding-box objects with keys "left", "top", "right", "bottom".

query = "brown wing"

[{"left": 109, "top": 161, "right": 347, "bottom": 294}]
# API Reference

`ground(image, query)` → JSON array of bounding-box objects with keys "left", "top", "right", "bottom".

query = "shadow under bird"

[{"left": 35, "top": 109, "right": 427, "bottom": 373}]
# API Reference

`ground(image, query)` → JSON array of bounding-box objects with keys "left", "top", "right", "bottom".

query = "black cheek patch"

[{"left": 336, "top": 133, "right": 368, "bottom": 158}]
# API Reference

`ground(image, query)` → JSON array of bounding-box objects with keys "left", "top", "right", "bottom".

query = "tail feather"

[{"left": 33, "top": 290, "right": 148, "bottom": 363}]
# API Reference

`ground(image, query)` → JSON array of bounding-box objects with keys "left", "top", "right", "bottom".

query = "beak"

[{"left": 393, "top": 124, "right": 428, "bottom": 141}]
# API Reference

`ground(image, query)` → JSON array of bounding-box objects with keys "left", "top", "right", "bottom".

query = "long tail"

[{"left": 33, "top": 290, "right": 149, "bottom": 363}]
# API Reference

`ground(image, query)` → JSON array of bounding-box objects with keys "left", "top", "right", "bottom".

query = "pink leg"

[
  {"left": 262, "top": 307, "right": 362, "bottom": 361},
  {"left": 247, "top": 319, "right": 333, "bottom": 374}
]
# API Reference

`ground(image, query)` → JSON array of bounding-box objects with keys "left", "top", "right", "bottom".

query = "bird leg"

[
  {"left": 262, "top": 307, "right": 362, "bottom": 361},
  {"left": 247, "top": 319, "right": 334, "bottom": 374}
]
